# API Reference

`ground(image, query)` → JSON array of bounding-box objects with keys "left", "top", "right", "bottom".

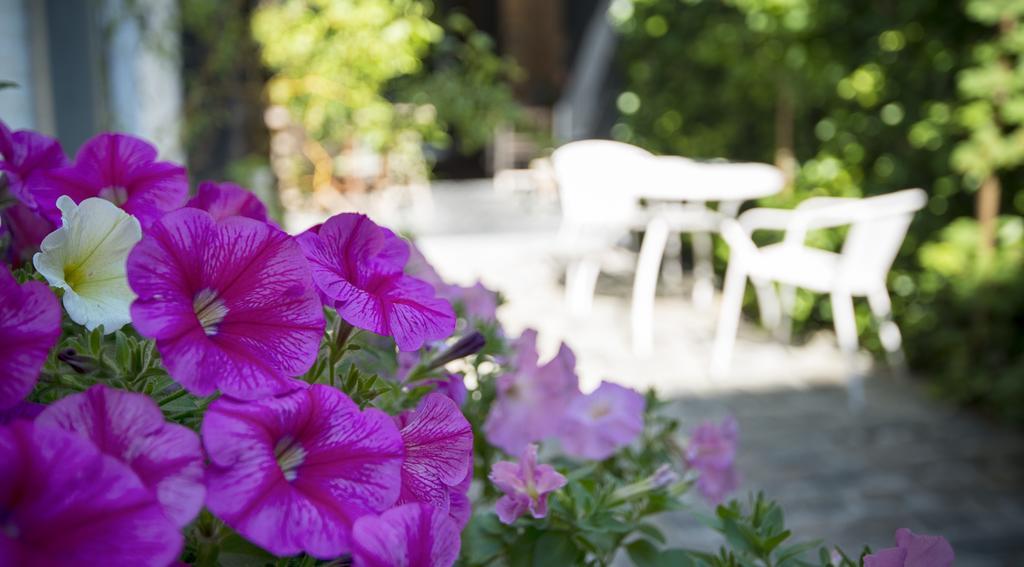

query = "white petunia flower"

[{"left": 33, "top": 196, "right": 142, "bottom": 334}]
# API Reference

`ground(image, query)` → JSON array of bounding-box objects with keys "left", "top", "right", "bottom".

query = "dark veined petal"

[
  {"left": 0, "top": 266, "right": 60, "bottom": 410},
  {"left": 352, "top": 503, "right": 461, "bottom": 567},
  {"left": 37, "top": 385, "right": 205, "bottom": 527}
]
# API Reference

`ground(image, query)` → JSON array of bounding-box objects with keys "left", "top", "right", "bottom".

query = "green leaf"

[
  {"left": 636, "top": 522, "right": 667, "bottom": 544},
  {"left": 531, "top": 531, "right": 580, "bottom": 567}
]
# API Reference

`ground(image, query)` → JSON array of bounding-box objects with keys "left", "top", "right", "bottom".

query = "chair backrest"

[
  {"left": 551, "top": 140, "right": 653, "bottom": 227},
  {"left": 838, "top": 188, "right": 927, "bottom": 286}
]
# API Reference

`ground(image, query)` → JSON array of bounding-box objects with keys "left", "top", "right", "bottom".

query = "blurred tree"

[
  {"left": 614, "top": 0, "right": 1024, "bottom": 421},
  {"left": 182, "top": 0, "right": 271, "bottom": 186},
  {"left": 952, "top": 0, "right": 1024, "bottom": 255},
  {"left": 251, "top": 0, "right": 524, "bottom": 191}
]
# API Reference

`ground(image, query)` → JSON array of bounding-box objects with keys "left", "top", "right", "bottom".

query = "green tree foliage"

[
  {"left": 251, "top": 0, "right": 524, "bottom": 184},
  {"left": 252, "top": 0, "right": 444, "bottom": 150},
  {"left": 614, "top": 0, "right": 1024, "bottom": 421}
]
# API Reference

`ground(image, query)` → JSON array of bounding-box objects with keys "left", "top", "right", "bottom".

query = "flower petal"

[
  {"left": 36, "top": 385, "right": 205, "bottom": 526},
  {"left": 352, "top": 503, "right": 460, "bottom": 567},
  {"left": 399, "top": 394, "right": 473, "bottom": 511},
  {"left": 0, "top": 421, "right": 182, "bottom": 565},
  {"left": 0, "top": 267, "right": 60, "bottom": 410}
]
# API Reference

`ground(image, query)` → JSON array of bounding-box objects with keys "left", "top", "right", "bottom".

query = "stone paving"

[{"left": 301, "top": 180, "right": 1024, "bottom": 566}]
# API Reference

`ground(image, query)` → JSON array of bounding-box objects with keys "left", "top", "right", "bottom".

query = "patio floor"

[{"left": 365, "top": 179, "right": 1024, "bottom": 565}]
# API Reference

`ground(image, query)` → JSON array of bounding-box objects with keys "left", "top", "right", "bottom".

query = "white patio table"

[{"left": 630, "top": 157, "right": 785, "bottom": 356}]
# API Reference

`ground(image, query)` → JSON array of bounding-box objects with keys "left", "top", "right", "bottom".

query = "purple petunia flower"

[
  {"left": 396, "top": 394, "right": 473, "bottom": 517},
  {"left": 127, "top": 208, "right": 325, "bottom": 400},
  {"left": 425, "top": 372, "right": 469, "bottom": 407},
  {"left": 202, "top": 384, "right": 405, "bottom": 558},
  {"left": 0, "top": 400, "right": 44, "bottom": 424},
  {"left": 489, "top": 443, "right": 567, "bottom": 525},
  {"left": 483, "top": 329, "right": 581, "bottom": 455},
  {"left": 186, "top": 181, "right": 271, "bottom": 223},
  {"left": 686, "top": 416, "right": 740, "bottom": 505},
  {"left": 0, "top": 122, "right": 66, "bottom": 260},
  {"left": 448, "top": 458, "right": 474, "bottom": 529},
  {"left": 442, "top": 282, "right": 499, "bottom": 323},
  {"left": 0, "top": 120, "right": 68, "bottom": 208},
  {"left": 0, "top": 420, "right": 182, "bottom": 565},
  {"left": 36, "top": 132, "right": 188, "bottom": 229},
  {"left": 351, "top": 503, "right": 461, "bottom": 567},
  {"left": 36, "top": 384, "right": 205, "bottom": 527},
  {"left": 558, "top": 381, "right": 645, "bottom": 461},
  {"left": 0, "top": 265, "right": 61, "bottom": 411},
  {"left": 864, "top": 528, "right": 955, "bottom": 567},
  {"left": 297, "top": 213, "right": 456, "bottom": 351}
]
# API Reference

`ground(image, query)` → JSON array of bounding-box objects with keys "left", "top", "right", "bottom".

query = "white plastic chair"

[
  {"left": 709, "top": 188, "right": 927, "bottom": 404},
  {"left": 551, "top": 140, "right": 653, "bottom": 314},
  {"left": 631, "top": 158, "right": 785, "bottom": 355}
]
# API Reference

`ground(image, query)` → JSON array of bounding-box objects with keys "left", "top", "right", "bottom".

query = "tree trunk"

[
  {"left": 774, "top": 82, "right": 796, "bottom": 193},
  {"left": 977, "top": 174, "right": 1001, "bottom": 256}
]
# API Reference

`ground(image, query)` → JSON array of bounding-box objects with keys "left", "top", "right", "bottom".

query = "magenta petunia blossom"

[
  {"left": 489, "top": 443, "right": 567, "bottom": 525},
  {"left": 0, "top": 265, "right": 61, "bottom": 411},
  {"left": 864, "top": 528, "right": 955, "bottom": 567},
  {"left": 425, "top": 372, "right": 469, "bottom": 407},
  {"left": 686, "top": 416, "right": 740, "bottom": 505},
  {"left": 442, "top": 282, "right": 499, "bottom": 323},
  {"left": 127, "top": 208, "right": 325, "bottom": 399},
  {"left": 0, "top": 421, "right": 182, "bottom": 565},
  {"left": 558, "top": 381, "right": 645, "bottom": 461},
  {"left": 396, "top": 394, "right": 473, "bottom": 516},
  {"left": 297, "top": 213, "right": 456, "bottom": 351},
  {"left": 483, "top": 329, "right": 581, "bottom": 455},
  {"left": 0, "top": 120, "right": 68, "bottom": 208},
  {"left": 448, "top": 458, "right": 474, "bottom": 529},
  {"left": 0, "top": 122, "right": 66, "bottom": 260},
  {"left": 351, "top": 503, "right": 461, "bottom": 567},
  {"left": 36, "top": 132, "right": 188, "bottom": 229},
  {"left": 36, "top": 384, "right": 205, "bottom": 526},
  {"left": 186, "top": 181, "right": 271, "bottom": 223},
  {"left": 0, "top": 400, "right": 44, "bottom": 424},
  {"left": 203, "top": 384, "right": 405, "bottom": 558}
]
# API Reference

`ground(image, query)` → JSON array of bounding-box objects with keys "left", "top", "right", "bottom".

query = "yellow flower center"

[
  {"left": 274, "top": 436, "right": 307, "bottom": 482},
  {"left": 192, "top": 288, "right": 229, "bottom": 336},
  {"left": 99, "top": 185, "right": 129, "bottom": 206},
  {"left": 589, "top": 401, "right": 612, "bottom": 419}
]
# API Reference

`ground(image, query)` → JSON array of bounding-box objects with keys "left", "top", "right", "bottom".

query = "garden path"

[{"left": 363, "top": 179, "right": 1024, "bottom": 566}]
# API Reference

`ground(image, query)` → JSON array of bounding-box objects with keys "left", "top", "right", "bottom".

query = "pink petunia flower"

[
  {"left": 351, "top": 503, "right": 461, "bottom": 567},
  {"left": 483, "top": 329, "right": 581, "bottom": 455},
  {"left": 0, "top": 120, "right": 68, "bottom": 209},
  {"left": 489, "top": 443, "right": 567, "bottom": 525},
  {"left": 686, "top": 416, "right": 740, "bottom": 505},
  {"left": 127, "top": 208, "right": 325, "bottom": 400},
  {"left": 0, "top": 121, "right": 66, "bottom": 260},
  {"left": 297, "top": 213, "right": 456, "bottom": 351},
  {"left": 448, "top": 457, "right": 474, "bottom": 529},
  {"left": 558, "top": 381, "right": 645, "bottom": 461},
  {"left": 36, "top": 132, "right": 188, "bottom": 229},
  {"left": 396, "top": 394, "right": 473, "bottom": 517},
  {"left": 0, "top": 421, "right": 182, "bottom": 565},
  {"left": 0, "top": 400, "right": 44, "bottom": 424},
  {"left": 202, "top": 384, "right": 405, "bottom": 558},
  {"left": 0, "top": 265, "right": 61, "bottom": 411},
  {"left": 864, "top": 528, "right": 955, "bottom": 567},
  {"left": 36, "top": 384, "right": 205, "bottom": 527},
  {"left": 186, "top": 181, "right": 271, "bottom": 223}
]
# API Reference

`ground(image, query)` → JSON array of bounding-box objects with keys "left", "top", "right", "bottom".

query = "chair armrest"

[
  {"left": 719, "top": 218, "right": 760, "bottom": 259},
  {"left": 736, "top": 208, "right": 798, "bottom": 235}
]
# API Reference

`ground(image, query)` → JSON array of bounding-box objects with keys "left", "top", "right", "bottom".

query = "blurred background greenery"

[{"left": 173, "top": 0, "right": 1024, "bottom": 423}]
